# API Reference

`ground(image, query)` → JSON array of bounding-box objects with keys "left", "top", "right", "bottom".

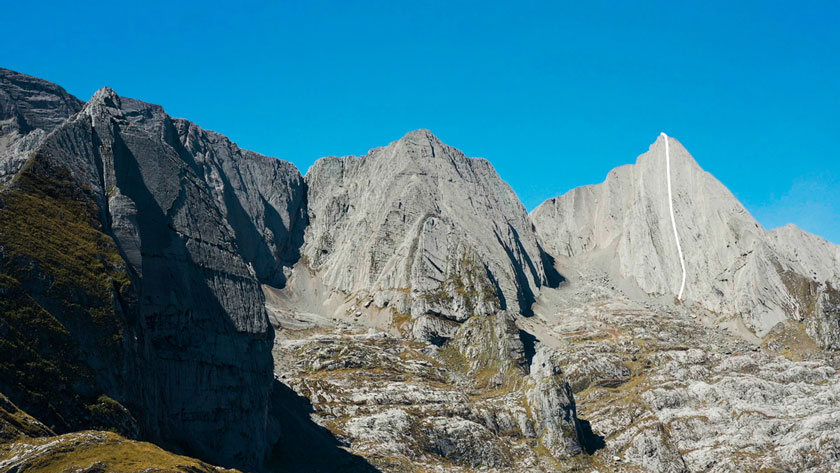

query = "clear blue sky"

[{"left": 4, "top": 1, "right": 838, "bottom": 242}]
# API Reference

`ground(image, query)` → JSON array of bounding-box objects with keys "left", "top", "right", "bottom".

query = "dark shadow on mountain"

[
  {"left": 538, "top": 244, "right": 565, "bottom": 288},
  {"left": 163, "top": 116, "right": 308, "bottom": 290},
  {"left": 493, "top": 227, "right": 537, "bottom": 316},
  {"left": 579, "top": 418, "right": 606, "bottom": 454},
  {"left": 218, "top": 167, "right": 288, "bottom": 286},
  {"left": 484, "top": 264, "right": 507, "bottom": 311},
  {"left": 518, "top": 329, "right": 538, "bottom": 367},
  {"left": 267, "top": 380, "right": 381, "bottom": 473},
  {"left": 110, "top": 126, "right": 277, "bottom": 471}
]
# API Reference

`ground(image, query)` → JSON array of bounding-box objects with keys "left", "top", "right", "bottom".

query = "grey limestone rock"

[
  {"left": 526, "top": 346, "right": 585, "bottom": 458},
  {"left": 0, "top": 68, "right": 83, "bottom": 182},
  {"left": 532, "top": 134, "right": 840, "bottom": 347},
  {"left": 768, "top": 224, "right": 840, "bottom": 349},
  {"left": 303, "top": 129, "right": 556, "bottom": 326},
  {"left": 15, "top": 81, "right": 306, "bottom": 470}
]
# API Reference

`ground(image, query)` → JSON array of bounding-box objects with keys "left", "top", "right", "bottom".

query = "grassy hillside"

[{"left": 0, "top": 154, "right": 137, "bottom": 436}]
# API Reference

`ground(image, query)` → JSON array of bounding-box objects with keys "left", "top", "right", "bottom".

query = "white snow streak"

[{"left": 662, "top": 132, "right": 686, "bottom": 300}]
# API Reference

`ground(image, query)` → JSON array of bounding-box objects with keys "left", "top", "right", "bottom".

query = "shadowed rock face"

[
  {"left": 531, "top": 135, "right": 840, "bottom": 347},
  {"left": 304, "top": 129, "right": 554, "bottom": 328},
  {"left": 1, "top": 72, "right": 307, "bottom": 470}
]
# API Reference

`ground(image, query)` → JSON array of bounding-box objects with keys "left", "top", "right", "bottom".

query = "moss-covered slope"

[
  {"left": 0, "top": 430, "right": 241, "bottom": 473},
  {"left": 0, "top": 155, "right": 137, "bottom": 436}
]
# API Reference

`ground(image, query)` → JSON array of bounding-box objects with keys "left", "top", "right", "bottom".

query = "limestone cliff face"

[
  {"left": 768, "top": 224, "right": 840, "bottom": 349},
  {"left": 0, "top": 68, "right": 83, "bottom": 182},
  {"left": 6, "top": 67, "right": 840, "bottom": 473},
  {"left": 1, "top": 71, "right": 306, "bottom": 470},
  {"left": 531, "top": 135, "right": 839, "bottom": 346},
  {"left": 304, "top": 129, "right": 555, "bottom": 327}
]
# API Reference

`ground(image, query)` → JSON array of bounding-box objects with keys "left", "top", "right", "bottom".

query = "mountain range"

[{"left": 1, "top": 68, "right": 838, "bottom": 473}]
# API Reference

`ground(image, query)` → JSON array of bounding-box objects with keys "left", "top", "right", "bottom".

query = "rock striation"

[
  {"left": 768, "top": 224, "right": 840, "bottom": 349},
  {"left": 532, "top": 134, "right": 840, "bottom": 347},
  {"left": 272, "top": 311, "right": 588, "bottom": 472},
  {"left": 303, "top": 129, "right": 557, "bottom": 336},
  {"left": 518, "top": 264, "right": 840, "bottom": 473},
  {"left": 0, "top": 68, "right": 83, "bottom": 182},
  {"left": 4, "top": 68, "right": 840, "bottom": 473},
  {"left": 1, "top": 70, "right": 307, "bottom": 470}
]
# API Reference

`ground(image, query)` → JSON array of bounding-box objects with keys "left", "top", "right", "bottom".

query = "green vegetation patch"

[
  {"left": 0, "top": 392, "right": 54, "bottom": 443},
  {"left": 0, "top": 155, "right": 134, "bottom": 435},
  {"left": 422, "top": 251, "right": 499, "bottom": 313},
  {"left": 0, "top": 430, "right": 239, "bottom": 473}
]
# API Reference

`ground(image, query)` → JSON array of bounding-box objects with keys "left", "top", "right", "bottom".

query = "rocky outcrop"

[
  {"left": 0, "top": 68, "right": 83, "bottom": 182},
  {"left": 768, "top": 224, "right": 840, "bottom": 349},
  {"left": 273, "top": 311, "right": 587, "bottom": 472},
  {"left": 0, "top": 430, "right": 242, "bottom": 473},
  {"left": 0, "top": 393, "right": 53, "bottom": 442},
  {"left": 303, "top": 129, "right": 556, "bottom": 330},
  {"left": 525, "top": 347, "right": 585, "bottom": 459},
  {"left": 531, "top": 134, "right": 839, "bottom": 346},
  {"left": 1, "top": 389, "right": 241, "bottom": 472},
  {"left": 1, "top": 70, "right": 307, "bottom": 470},
  {"left": 518, "top": 264, "right": 840, "bottom": 473}
]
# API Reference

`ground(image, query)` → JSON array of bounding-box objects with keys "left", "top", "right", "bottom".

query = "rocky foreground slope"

[
  {"left": 2, "top": 67, "right": 840, "bottom": 473},
  {"left": 519, "top": 261, "right": 840, "bottom": 473},
  {"left": 1, "top": 392, "right": 239, "bottom": 473}
]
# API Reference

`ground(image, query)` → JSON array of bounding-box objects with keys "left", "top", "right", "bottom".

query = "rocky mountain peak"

[
  {"left": 532, "top": 134, "right": 840, "bottom": 347},
  {"left": 302, "top": 130, "right": 554, "bottom": 337},
  {"left": 641, "top": 133, "right": 703, "bottom": 177},
  {"left": 0, "top": 67, "right": 83, "bottom": 133},
  {"left": 400, "top": 127, "right": 440, "bottom": 142},
  {"left": 769, "top": 223, "right": 840, "bottom": 284},
  {"left": 390, "top": 128, "right": 447, "bottom": 156},
  {"left": 1, "top": 74, "right": 308, "bottom": 469},
  {"left": 0, "top": 68, "right": 84, "bottom": 182},
  {"left": 88, "top": 86, "right": 121, "bottom": 109}
]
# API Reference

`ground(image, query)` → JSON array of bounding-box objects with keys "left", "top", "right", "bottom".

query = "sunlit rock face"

[
  {"left": 4, "top": 67, "right": 840, "bottom": 473},
  {"left": 0, "top": 68, "right": 83, "bottom": 182},
  {"left": 304, "top": 129, "right": 557, "bottom": 329},
  {"left": 532, "top": 134, "right": 840, "bottom": 347}
]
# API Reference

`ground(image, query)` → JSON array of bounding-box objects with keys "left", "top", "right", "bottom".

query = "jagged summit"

[
  {"left": 532, "top": 135, "right": 839, "bottom": 347},
  {"left": 769, "top": 223, "right": 840, "bottom": 283},
  {"left": 0, "top": 68, "right": 84, "bottom": 182},
  {"left": 641, "top": 133, "right": 703, "bottom": 171},
  {"left": 0, "top": 68, "right": 83, "bottom": 133},
  {"left": 88, "top": 86, "right": 120, "bottom": 106},
  {"left": 353, "top": 128, "right": 466, "bottom": 166},
  {"left": 303, "top": 129, "right": 554, "bottom": 336},
  {"left": 532, "top": 134, "right": 703, "bottom": 213},
  {"left": 1, "top": 73, "right": 307, "bottom": 469},
  {"left": 401, "top": 127, "right": 439, "bottom": 141}
]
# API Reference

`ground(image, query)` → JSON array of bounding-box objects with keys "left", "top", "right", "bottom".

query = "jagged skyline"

[
  {"left": 2, "top": 65, "right": 839, "bottom": 473},
  {"left": 3, "top": 1, "right": 837, "bottom": 243}
]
